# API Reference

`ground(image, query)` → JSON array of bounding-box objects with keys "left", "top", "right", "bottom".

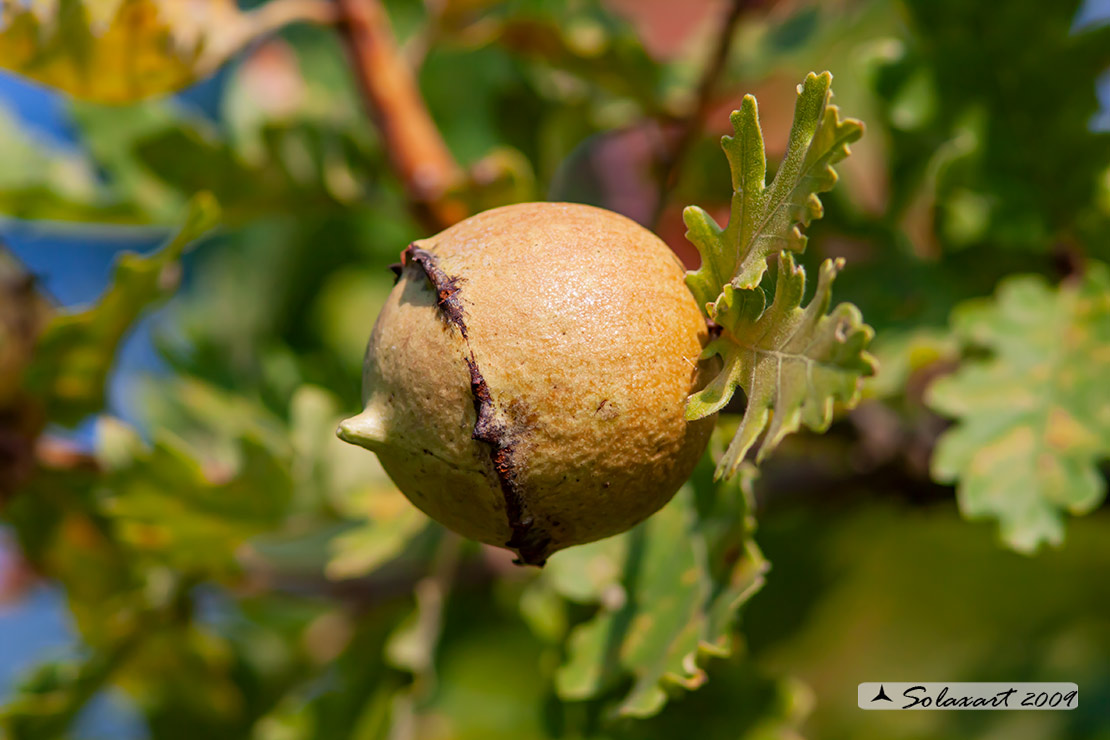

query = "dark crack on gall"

[
  {"left": 403, "top": 245, "right": 467, "bottom": 339},
  {"left": 465, "top": 356, "right": 500, "bottom": 442},
  {"left": 405, "top": 245, "right": 549, "bottom": 566}
]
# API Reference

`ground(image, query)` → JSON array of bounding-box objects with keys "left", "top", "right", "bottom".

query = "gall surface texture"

[{"left": 338, "top": 202, "right": 713, "bottom": 564}]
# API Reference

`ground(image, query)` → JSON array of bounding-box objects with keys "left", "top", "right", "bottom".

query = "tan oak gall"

[{"left": 337, "top": 202, "right": 714, "bottom": 565}]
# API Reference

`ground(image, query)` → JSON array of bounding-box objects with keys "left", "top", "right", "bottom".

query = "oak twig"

[
  {"left": 337, "top": 0, "right": 466, "bottom": 232},
  {"left": 253, "top": 0, "right": 340, "bottom": 29},
  {"left": 654, "top": 0, "right": 758, "bottom": 227},
  {"left": 35, "top": 436, "right": 100, "bottom": 473}
]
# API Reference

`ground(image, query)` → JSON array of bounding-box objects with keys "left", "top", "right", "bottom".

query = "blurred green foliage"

[
  {"left": 928, "top": 265, "right": 1110, "bottom": 553},
  {"left": 0, "top": 0, "right": 1108, "bottom": 738}
]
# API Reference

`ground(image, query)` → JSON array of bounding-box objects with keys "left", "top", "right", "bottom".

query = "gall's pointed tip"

[
  {"left": 335, "top": 419, "right": 358, "bottom": 445},
  {"left": 335, "top": 407, "right": 388, "bottom": 450}
]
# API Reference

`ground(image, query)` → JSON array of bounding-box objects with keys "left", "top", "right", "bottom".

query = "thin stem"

[
  {"left": 402, "top": 531, "right": 461, "bottom": 698},
  {"left": 1051, "top": 236, "right": 1087, "bottom": 282},
  {"left": 654, "top": 0, "right": 756, "bottom": 227},
  {"left": 336, "top": 0, "right": 467, "bottom": 233},
  {"left": 251, "top": 0, "right": 340, "bottom": 31},
  {"left": 35, "top": 436, "right": 100, "bottom": 473}
]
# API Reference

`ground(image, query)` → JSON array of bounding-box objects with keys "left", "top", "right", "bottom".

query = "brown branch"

[
  {"left": 1051, "top": 237, "right": 1087, "bottom": 282},
  {"left": 337, "top": 0, "right": 467, "bottom": 232},
  {"left": 35, "top": 435, "right": 100, "bottom": 473},
  {"left": 250, "top": 0, "right": 340, "bottom": 31},
  {"left": 654, "top": 0, "right": 760, "bottom": 227}
]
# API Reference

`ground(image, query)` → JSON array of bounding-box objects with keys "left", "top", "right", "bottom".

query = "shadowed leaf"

[
  {"left": 64, "top": 40, "right": 383, "bottom": 227},
  {"left": 134, "top": 120, "right": 379, "bottom": 224},
  {"left": 895, "top": 0, "right": 1110, "bottom": 254},
  {"left": 0, "top": 248, "right": 50, "bottom": 503},
  {"left": 0, "top": 104, "right": 148, "bottom": 223},
  {"left": 0, "top": 248, "right": 50, "bottom": 405},
  {"left": 552, "top": 462, "right": 767, "bottom": 718},
  {"left": 493, "top": 12, "right": 663, "bottom": 113}
]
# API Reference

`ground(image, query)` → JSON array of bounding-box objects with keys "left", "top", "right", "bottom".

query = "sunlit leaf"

[
  {"left": 689, "top": 252, "right": 876, "bottom": 478},
  {"left": 683, "top": 71, "right": 863, "bottom": 308},
  {"left": 678, "top": 74, "right": 874, "bottom": 476},
  {"left": 928, "top": 263, "right": 1110, "bottom": 553},
  {"left": 2, "top": 463, "right": 136, "bottom": 643},
  {"left": 23, "top": 193, "right": 218, "bottom": 425},
  {"left": 0, "top": 0, "right": 334, "bottom": 104},
  {"left": 553, "top": 462, "right": 767, "bottom": 718}
]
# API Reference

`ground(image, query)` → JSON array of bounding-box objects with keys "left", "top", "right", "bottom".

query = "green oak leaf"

[
  {"left": 927, "top": 263, "right": 1110, "bottom": 553},
  {"left": 0, "top": 0, "right": 332, "bottom": 104},
  {"left": 24, "top": 193, "right": 218, "bottom": 426},
  {"left": 133, "top": 119, "right": 379, "bottom": 225},
  {"left": 688, "top": 252, "right": 876, "bottom": 478},
  {"left": 326, "top": 505, "right": 429, "bottom": 580},
  {"left": 683, "top": 71, "right": 862, "bottom": 310},
  {"left": 552, "top": 462, "right": 767, "bottom": 718},
  {"left": 67, "top": 82, "right": 379, "bottom": 227},
  {"left": 96, "top": 416, "right": 292, "bottom": 578},
  {"left": 308, "top": 388, "right": 430, "bottom": 580},
  {"left": 0, "top": 104, "right": 148, "bottom": 224}
]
